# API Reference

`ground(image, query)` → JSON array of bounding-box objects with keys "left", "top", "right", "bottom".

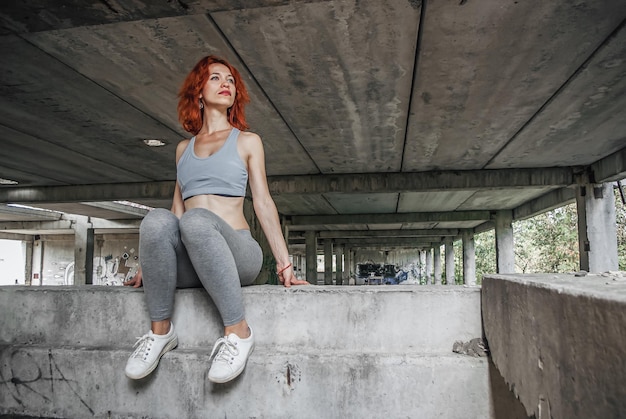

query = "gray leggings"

[{"left": 139, "top": 207, "right": 263, "bottom": 326}]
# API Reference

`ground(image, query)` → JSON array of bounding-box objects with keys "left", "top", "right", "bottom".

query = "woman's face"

[{"left": 199, "top": 63, "right": 237, "bottom": 109}]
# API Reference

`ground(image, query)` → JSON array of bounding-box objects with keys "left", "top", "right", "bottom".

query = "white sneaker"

[
  {"left": 208, "top": 328, "right": 255, "bottom": 383},
  {"left": 125, "top": 323, "right": 178, "bottom": 380}
]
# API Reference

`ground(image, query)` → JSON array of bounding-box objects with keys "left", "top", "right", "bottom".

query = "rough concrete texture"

[
  {"left": 0, "top": 284, "right": 524, "bottom": 418},
  {"left": 482, "top": 272, "right": 626, "bottom": 419},
  {"left": 0, "top": 285, "right": 483, "bottom": 353},
  {"left": 1, "top": 346, "right": 490, "bottom": 419}
]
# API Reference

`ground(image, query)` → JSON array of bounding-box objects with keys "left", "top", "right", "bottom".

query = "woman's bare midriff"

[{"left": 184, "top": 194, "right": 250, "bottom": 230}]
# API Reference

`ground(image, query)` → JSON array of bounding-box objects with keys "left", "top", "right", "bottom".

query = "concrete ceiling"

[{"left": 0, "top": 0, "right": 625, "bottom": 246}]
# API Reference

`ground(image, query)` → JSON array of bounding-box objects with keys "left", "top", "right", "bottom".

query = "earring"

[{"left": 199, "top": 101, "right": 204, "bottom": 110}]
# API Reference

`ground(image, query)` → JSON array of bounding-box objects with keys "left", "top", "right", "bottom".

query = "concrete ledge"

[
  {"left": 0, "top": 285, "right": 482, "bottom": 354},
  {"left": 0, "top": 345, "right": 491, "bottom": 419},
  {"left": 482, "top": 273, "right": 626, "bottom": 419}
]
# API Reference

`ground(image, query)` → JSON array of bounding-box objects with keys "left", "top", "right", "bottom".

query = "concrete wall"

[
  {"left": 482, "top": 273, "right": 626, "bottom": 419},
  {"left": 0, "top": 284, "right": 526, "bottom": 418}
]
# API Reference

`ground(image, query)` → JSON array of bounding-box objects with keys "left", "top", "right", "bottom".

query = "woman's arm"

[{"left": 243, "top": 132, "right": 308, "bottom": 287}]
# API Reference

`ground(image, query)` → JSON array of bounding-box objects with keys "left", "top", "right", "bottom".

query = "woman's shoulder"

[
  {"left": 237, "top": 130, "right": 262, "bottom": 148},
  {"left": 177, "top": 137, "right": 192, "bottom": 149},
  {"left": 237, "top": 130, "right": 261, "bottom": 141},
  {"left": 175, "top": 138, "right": 192, "bottom": 160}
]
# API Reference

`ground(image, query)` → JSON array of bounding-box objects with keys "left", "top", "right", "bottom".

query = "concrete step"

[
  {"left": 1, "top": 285, "right": 483, "bottom": 354},
  {"left": 0, "top": 344, "right": 493, "bottom": 419},
  {"left": 0, "top": 284, "right": 527, "bottom": 418}
]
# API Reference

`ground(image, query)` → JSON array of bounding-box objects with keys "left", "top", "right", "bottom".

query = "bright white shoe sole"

[{"left": 125, "top": 336, "right": 179, "bottom": 380}]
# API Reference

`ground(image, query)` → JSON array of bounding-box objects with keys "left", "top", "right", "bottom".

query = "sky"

[{"left": 0, "top": 239, "right": 25, "bottom": 285}]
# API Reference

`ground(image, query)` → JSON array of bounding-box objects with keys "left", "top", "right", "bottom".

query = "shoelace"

[
  {"left": 210, "top": 337, "right": 239, "bottom": 364},
  {"left": 130, "top": 334, "right": 154, "bottom": 360}
]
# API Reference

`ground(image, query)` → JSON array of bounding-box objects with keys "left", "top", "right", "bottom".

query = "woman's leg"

[
  {"left": 126, "top": 208, "right": 193, "bottom": 380},
  {"left": 139, "top": 208, "right": 182, "bottom": 323},
  {"left": 178, "top": 208, "right": 262, "bottom": 327},
  {"left": 179, "top": 208, "right": 263, "bottom": 383}
]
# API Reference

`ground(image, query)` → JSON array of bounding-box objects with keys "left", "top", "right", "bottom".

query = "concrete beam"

[
  {"left": 0, "top": 232, "right": 34, "bottom": 240},
  {"left": 513, "top": 187, "right": 576, "bottom": 220},
  {"left": 0, "top": 168, "right": 576, "bottom": 204},
  {"left": 0, "top": 220, "right": 73, "bottom": 231},
  {"left": 332, "top": 237, "right": 442, "bottom": 246},
  {"left": 90, "top": 218, "right": 142, "bottom": 229},
  {"left": 0, "top": 181, "right": 176, "bottom": 204},
  {"left": 268, "top": 168, "right": 575, "bottom": 195},
  {"left": 591, "top": 146, "right": 626, "bottom": 183},
  {"left": 290, "top": 211, "right": 491, "bottom": 228},
  {"left": 83, "top": 201, "right": 150, "bottom": 217},
  {"left": 349, "top": 245, "right": 436, "bottom": 251},
  {"left": 298, "top": 229, "right": 460, "bottom": 239},
  {"left": 0, "top": 204, "right": 63, "bottom": 221}
]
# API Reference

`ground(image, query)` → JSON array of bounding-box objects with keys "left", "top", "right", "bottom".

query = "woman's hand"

[
  {"left": 278, "top": 264, "right": 309, "bottom": 288},
  {"left": 123, "top": 268, "right": 143, "bottom": 288}
]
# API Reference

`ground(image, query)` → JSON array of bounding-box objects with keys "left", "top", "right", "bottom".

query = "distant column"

[
  {"left": 305, "top": 231, "right": 317, "bottom": 284},
  {"left": 425, "top": 248, "right": 433, "bottom": 284},
  {"left": 576, "top": 182, "right": 618, "bottom": 272},
  {"left": 335, "top": 244, "right": 344, "bottom": 285},
  {"left": 73, "top": 215, "right": 94, "bottom": 285},
  {"left": 445, "top": 238, "right": 455, "bottom": 285},
  {"left": 324, "top": 240, "right": 333, "bottom": 285},
  {"left": 419, "top": 250, "right": 426, "bottom": 282},
  {"left": 345, "top": 247, "right": 354, "bottom": 284},
  {"left": 462, "top": 230, "right": 476, "bottom": 286},
  {"left": 495, "top": 210, "right": 515, "bottom": 273},
  {"left": 433, "top": 244, "right": 442, "bottom": 284}
]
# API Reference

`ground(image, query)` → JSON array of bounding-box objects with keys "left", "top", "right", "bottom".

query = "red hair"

[{"left": 178, "top": 55, "right": 250, "bottom": 134}]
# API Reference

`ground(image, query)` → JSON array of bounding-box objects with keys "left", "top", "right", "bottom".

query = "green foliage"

[
  {"left": 475, "top": 230, "right": 496, "bottom": 284},
  {"left": 471, "top": 186, "right": 626, "bottom": 275},
  {"left": 514, "top": 203, "right": 579, "bottom": 273}
]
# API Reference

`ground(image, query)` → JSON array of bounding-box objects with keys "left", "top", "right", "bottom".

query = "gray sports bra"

[{"left": 177, "top": 128, "right": 248, "bottom": 199}]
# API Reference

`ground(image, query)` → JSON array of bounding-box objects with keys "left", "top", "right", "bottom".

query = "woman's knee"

[{"left": 140, "top": 208, "right": 179, "bottom": 241}]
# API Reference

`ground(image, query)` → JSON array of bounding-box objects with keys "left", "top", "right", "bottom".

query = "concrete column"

[
  {"left": 305, "top": 231, "right": 317, "bottom": 284},
  {"left": 345, "top": 246, "right": 353, "bottom": 284},
  {"left": 32, "top": 237, "right": 43, "bottom": 286},
  {"left": 73, "top": 216, "right": 94, "bottom": 285},
  {"left": 324, "top": 239, "right": 333, "bottom": 285},
  {"left": 576, "top": 183, "right": 619, "bottom": 272},
  {"left": 445, "top": 238, "right": 455, "bottom": 285},
  {"left": 297, "top": 254, "right": 304, "bottom": 279},
  {"left": 24, "top": 238, "right": 34, "bottom": 286},
  {"left": 495, "top": 210, "right": 515, "bottom": 273},
  {"left": 433, "top": 245, "right": 442, "bottom": 284},
  {"left": 425, "top": 248, "right": 433, "bottom": 285},
  {"left": 419, "top": 250, "right": 426, "bottom": 283},
  {"left": 335, "top": 244, "right": 344, "bottom": 285},
  {"left": 462, "top": 230, "right": 476, "bottom": 286}
]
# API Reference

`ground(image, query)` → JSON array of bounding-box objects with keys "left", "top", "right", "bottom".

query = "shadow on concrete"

[{"left": 489, "top": 356, "right": 534, "bottom": 419}]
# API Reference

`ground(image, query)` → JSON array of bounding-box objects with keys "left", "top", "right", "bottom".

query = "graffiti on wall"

[
  {"left": 59, "top": 246, "right": 140, "bottom": 286},
  {"left": 0, "top": 348, "right": 94, "bottom": 415}
]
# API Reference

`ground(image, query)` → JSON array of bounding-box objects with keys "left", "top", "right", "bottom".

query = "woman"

[{"left": 124, "top": 55, "right": 308, "bottom": 383}]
